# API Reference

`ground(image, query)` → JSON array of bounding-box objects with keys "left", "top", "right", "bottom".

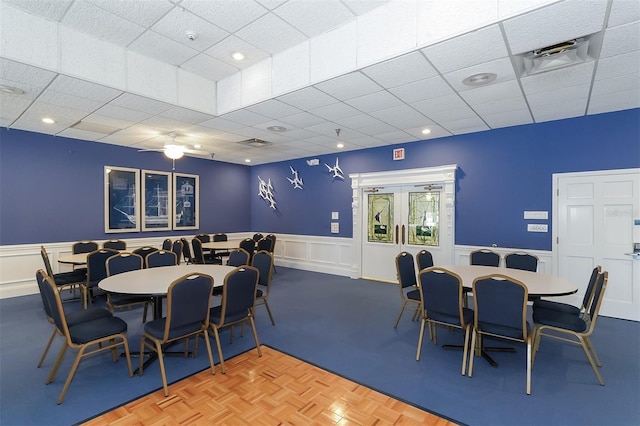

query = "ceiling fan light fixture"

[
  {"left": 462, "top": 72, "right": 497, "bottom": 87},
  {"left": 164, "top": 145, "right": 184, "bottom": 160}
]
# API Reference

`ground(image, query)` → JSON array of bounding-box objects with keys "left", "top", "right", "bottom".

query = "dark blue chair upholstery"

[
  {"left": 139, "top": 273, "right": 215, "bottom": 396},
  {"left": 532, "top": 271, "right": 608, "bottom": 386},
  {"left": 40, "top": 273, "right": 132, "bottom": 404},
  {"left": 469, "top": 249, "right": 501, "bottom": 267},
  {"left": 82, "top": 248, "right": 118, "bottom": 309},
  {"left": 171, "top": 239, "right": 183, "bottom": 264},
  {"left": 394, "top": 251, "right": 421, "bottom": 328},
  {"left": 265, "top": 234, "right": 277, "bottom": 272},
  {"left": 105, "top": 253, "right": 152, "bottom": 322},
  {"left": 505, "top": 252, "right": 538, "bottom": 272},
  {"left": 239, "top": 238, "right": 256, "bottom": 263},
  {"left": 103, "top": 239, "right": 126, "bottom": 250},
  {"left": 195, "top": 233, "right": 210, "bottom": 243},
  {"left": 192, "top": 238, "right": 220, "bottom": 264},
  {"left": 209, "top": 266, "right": 261, "bottom": 373},
  {"left": 416, "top": 249, "right": 434, "bottom": 271},
  {"left": 212, "top": 233, "right": 231, "bottom": 258},
  {"left": 146, "top": 250, "right": 178, "bottom": 268},
  {"left": 161, "top": 238, "right": 172, "bottom": 251},
  {"left": 180, "top": 237, "right": 193, "bottom": 264},
  {"left": 417, "top": 267, "right": 473, "bottom": 375},
  {"left": 72, "top": 241, "right": 98, "bottom": 254},
  {"left": 40, "top": 246, "right": 87, "bottom": 296},
  {"left": 533, "top": 266, "right": 601, "bottom": 316},
  {"left": 252, "top": 233, "right": 264, "bottom": 242},
  {"left": 251, "top": 250, "right": 275, "bottom": 325},
  {"left": 256, "top": 238, "right": 273, "bottom": 252},
  {"left": 132, "top": 246, "right": 158, "bottom": 264},
  {"left": 35, "top": 269, "right": 112, "bottom": 368},
  {"left": 469, "top": 274, "right": 532, "bottom": 394},
  {"left": 227, "top": 248, "right": 250, "bottom": 267}
]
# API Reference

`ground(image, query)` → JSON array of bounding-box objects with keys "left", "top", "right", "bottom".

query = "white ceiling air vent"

[
  {"left": 237, "top": 138, "right": 272, "bottom": 148},
  {"left": 520, "top": 37, "right": 590, "bottom": 76}
]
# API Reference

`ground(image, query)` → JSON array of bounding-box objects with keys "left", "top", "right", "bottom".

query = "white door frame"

[{"left": 349, "top": 164, "right": 457, "bottom": 279}]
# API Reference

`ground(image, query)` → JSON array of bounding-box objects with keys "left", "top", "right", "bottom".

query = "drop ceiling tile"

[
  {"left": 342, "top": 0, "right": 390, "bottom": 15},
  {"left": 276, "top": 87, "right": 339, "bottom": 111},
  {"left": 151, "top": 7, "right": 229, "bottom": 51},
  {"left": 3, "top": 0, "right": 73, "bottom": 21},
  {"left": 128, "top": 30, "right": 198, "bottom": 66},
  {"left": 48, "top": 75, "right": 123, "bottom": 102},
  {"left": 37, "top": 89, "right": 104, "bottom": 112},
  {"left": 375, "top": 129, "right": 413, "bottom": 143},
  {"left": 521, "top": 62, "right": 595, "bottom": 95},
  {"left": 273, "top": 0, "right": 355, "bottom": 38},
  {"left": 422, "top": 25, "right": 508, "bottom": 74},
  {"left": 244, "top": 99, "right": 303, "bottom": 119},
  {"left": 361, "top": 51, "right": 438, "bottom": 89},
  {"left": 530, "top": 98, "right": 587, "bottom": 122},
  {"left": 443, "top": 57, "right": 517, "bottom": 92},
  {"left": 594, "top": 50, "right": 640, "bottom": 81},
  {"left": 345, "top": 90, "right": 404, "bottom": 113},
  {"left": 588, "top": 88, "right": 640, "bottom": 115},
  {"left": 236, "top": 13, "right": 307, "bottom": 55},
  {"left": 279, "top": 111, "right": 326, "bottom": 128},
  {"left": 314, "top": 72, "right": 382, "bottom": 101},
  {"left": 309, "top": 102, "right": 361, "bottom": 121},
  {"left": 158, "top": 107, "right": 213, "bottom": 125},
  {"left": 591, "top": 73, "right": 640, "bottom": 97},
  {"left": 426, "top": 103, "right": 479, "bottom": 123},
  {"left": 181, "top": 53, "right": 239, "bottom": 81},
  {"left": 404, "top": 125, "right": 451, "bottom": 140},
  {"left": 0, "top": 58, "right": 57, "bottom": 99},
  {"left": 140, "top": 116, "right": 196, "bottom": 133},
  {"left": 181, "top": 0, "right": 268, "bottom": 33},
  {"left": 412, "top": 93, "right": 470, "bottom": 118},
  {"left": 109, "top": 93, "right": 174, "bottom": 115},
  {"left": 369, "top": 104, "right": 431, "bottom": 129},
  {"left": 58, "top": 127, "right": 110, "bottom": 141},
  {"left": 527, "top": 83, "right": 590, "bottom": 108},
  {"left": 331, "top": 113, "right": 389, "bottom": 130},
  {"left": 280, "top": 128, "right": 321, "bottom": 140},
  {"left": 87, "top": 0, "right": 174, "bottom": 28},
  {"left": 471, "top": 93, "right": 529, "bottom": 116},
  {"left": 460, "top": 80, "right": 524, "bottom": 106},
  {"left": 608, "top": 0, "right": 640, "bottom": 27},
  {"left": 441, "top": 116, "right": 489, "bottom": 135},
  {"left": 482, "top": 109, "right": 533, "bottom": 129},
  {"left": 220, "top": 109, "right": 272, "bottom": 126},
  {"left": 94, "top": 103, "right": 155, "bottom": 123},
  {"left": 81, "top": 113, "right": 136, "bottom": 130},
  {"left": 0, "top": 95, "right": 33, "bottom": 124},
  {"left": 502, "top": 0, "right": 608, "bottom": 54},
  {"left": 62, "top": 0, "right": 145, "bottom": 47},
  {"left": 600, "top": 21, "right": 640, "bottom": 58},
  {"left": 389, "top": 76, "right": 453, "bottom": 104},
  {"left": 204, "top": 35, "right": 271, "bottom": 68}
]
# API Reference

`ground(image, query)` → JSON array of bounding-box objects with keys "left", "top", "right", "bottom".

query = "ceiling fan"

[{"left": 138, "top": 132, "right": 188, "bottom": 169}]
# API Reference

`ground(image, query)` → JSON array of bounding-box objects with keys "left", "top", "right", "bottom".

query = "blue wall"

[
  {"left": 0, "top": 128, "right": 252, "bottom": 245},
  {"left": 249, "top": 109, "right": 640, "bottom": 250},
  {"left": 1, "top": 109, "right": 638, "bottom": 249}
]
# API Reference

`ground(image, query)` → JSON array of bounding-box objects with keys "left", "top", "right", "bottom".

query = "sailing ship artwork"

[
  {"left": 142, "top": 171, "right": 171, "bottom": 231},
  {"left": 174, "top": 173, "right": 199, "bottom": 229},
  {"left": 106, "top": 167, "right": 139, "bottom": 232}
]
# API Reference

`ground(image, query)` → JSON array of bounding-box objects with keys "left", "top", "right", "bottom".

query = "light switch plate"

[
  {"left": 527, "top": 224, "right": 548, "bottom": 232},
  {"left": 332, "top": 211, "right": 339, "bottom": 220}
]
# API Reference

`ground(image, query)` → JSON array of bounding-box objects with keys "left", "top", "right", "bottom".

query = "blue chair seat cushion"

[
  {"left": 533, "top": 308, "right": 587, "bottom": 332},
  {"left": 68, "top": 317, "right": 128, "bottom": 344},
  {"left": 478, "top": 320, "right": 530, "bottom": 340},
  {"left": 66, "top": 307, "right": 113, "bottom": 327},
  {"left": 143, "top": 318, "right": 204, "bottom": 340},
  {"left": 430, "top": 307, "right": 473, "bottom": 326},
  {"left": 210, "top": 306, "right": 248, "bottom": 324},
  {"left": 53, "top": 270, "right": 86, "bottom": 286},
  {"left": 407, "top": 289, "right": 420, "bottom": 301},
  {"left": 533, "top": 299, "right": 580, "bottom": 316}
]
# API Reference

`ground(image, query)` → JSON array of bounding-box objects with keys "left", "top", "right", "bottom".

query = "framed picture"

[
  {"left": 173, "top": 173, "right": 199, "bottom": 230},
  {"left": 104, "top": 166, "right": 140, "bottom": 233},
  {"left": 141, "top": 170, "right": 172, "bottom": 232}
]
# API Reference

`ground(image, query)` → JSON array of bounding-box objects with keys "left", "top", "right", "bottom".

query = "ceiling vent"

[
  {"left": 237, "top": 138, "right": 272, "bottom": 148},
  {"left": 518, "top": 37, "right": 591, "bottom": 77},
  {"left": 70, "top": 121, "right": 120, "bottom": 135}
]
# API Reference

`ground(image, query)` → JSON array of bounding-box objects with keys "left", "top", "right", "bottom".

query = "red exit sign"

[{"left": 393, "top": 148, "right": 405, "bottom": 160}]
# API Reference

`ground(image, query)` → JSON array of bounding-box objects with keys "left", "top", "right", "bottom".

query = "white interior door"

[
  {"left": 350, "top": 165, "right": 457, "bottom": 282},
  {"left": 555, "top": 169, "right": 640, "bottom": 321}
]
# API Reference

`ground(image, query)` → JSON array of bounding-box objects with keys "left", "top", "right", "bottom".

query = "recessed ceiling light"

[
  {"left": 42, "top": 117, "right": 55, "bottom": 124},
  {"left": 231, "top": 51, "right": 245, "bottom": 61},
  {"left": 267, "top": 125, "right": 287, "bottom": 132},
  {"left": 0, "top": 85, "right": 25, "bottom": 95},
  {"left": 421, "top": 128, "right": 432, "bottom": 135},
  {"left": 245, "top": 158, "right": 251, "bottom": 163},
  {"left": 337, "top": 143, "right": 344, "bottom": 149},
  {"left": 462, "top": 72, "right": 497, "bottom": 87}
]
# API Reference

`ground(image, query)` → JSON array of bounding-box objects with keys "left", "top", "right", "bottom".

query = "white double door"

[{"left": 555, "top": 168, "right": 640, "bottom": 321}]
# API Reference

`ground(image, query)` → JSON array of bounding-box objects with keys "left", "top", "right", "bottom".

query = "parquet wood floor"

[{"left": 82, "top": 346, "right": 457, "bottom": 425}]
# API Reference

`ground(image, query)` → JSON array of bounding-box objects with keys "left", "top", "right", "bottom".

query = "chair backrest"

[
  {"left": 504, "top": 252, "right": 538, "bottom": 272},
  {"left": 106, "top": 252, "right": 143, "bottom": 276},
  {"left": 581, "top": 266, "right": 602, "bottom": 311},
  {"left": 416, "top": 249, "right": 434, "bottom": 271},
  {"left": 103, "top": 239, "right": 126, "bottom": 250},
  {"left": 239, "top": 238, "right": 256, "bottom": 261},
  {"left": 228, "top": 248, "right": 250, "bottom": 267},
  {"left": 419, "top": 267, "right": 464, "bottom": 320},
  {"left": 584, "top": 271, "right": 608, "bottom": 333},
  {"left": 146, "top": 250, "right": 178, "bottom": 268},
  {"left": 191, "top": 238, "right": 206, "bottom": 264},
  {"left": 171, "top": 240, "right": 183, "bottom": 264},
  {"left": 36, "top": 269, "right": 53, "bottom": 320},
  {"left": 265, "top": 234, "right": 276, "bottom": 253},
  {"left": 217, "top": 266, "right": 259, "bottom": 326},
  {"left": 252, "top": 250, "right": 274, "bottom": 288},
  {"left": 72, "top": 241, "right": 98, "bottom": 254},
  {"left": 213, "top": 233, "right": 228, "bottom": 242},
  {"left": 195, "top": 233, "right": 210, "bottom": 243},
  {"left": 470, "top": 249, "right": 501, "bottom": 267},
  {"left": 40, "top": 273, "right": 70, "bottom": 340},
  {"left": 40, "top": 246, "right": 55, "bottom": 277},
  {"left": 472, "top": 274, "right": 528, "bottom": 339},
  {"left": 162, "top": 273, "right": 214, "bottom": 341},
  {"left": 256, "top": 238, "right": 273, "bottom": 252},
  {"left": 252, "top": 233, "right": 264, "bottom": 242},
  {"left": 161, "top": 238, "right": 172, "bottom": 251},
  {"left": 87, "top": 249, "right": 119, "bottom": 283},
  {"left": 395, "top": 251, "right": 417, "bottom": 289},
  {"left": 132, "top": 246, "right": 158, "bottom": 263},
  {"left": 180, "top": 238, "right": 193, "bottom": 263}
]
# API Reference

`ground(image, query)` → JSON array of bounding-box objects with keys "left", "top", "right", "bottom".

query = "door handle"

[
  {"left": 402, "top": 225, "right": 405, "bottom": 245},
  {"left": 395, "top": 225, "right": 399, "bottom": 244}
]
